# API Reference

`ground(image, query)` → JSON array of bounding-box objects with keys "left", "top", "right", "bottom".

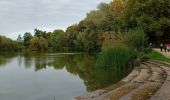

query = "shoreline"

[{"left": 75, "top": 58, "right": 170, "bottom": 100}]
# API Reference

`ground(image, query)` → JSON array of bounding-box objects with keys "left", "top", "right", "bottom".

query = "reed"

[
  {"left": 96, "top": 42, "right": 133, "bottom": 69},
  {"left": 124, "top": 28, "right": 145, "bottom": 52}
]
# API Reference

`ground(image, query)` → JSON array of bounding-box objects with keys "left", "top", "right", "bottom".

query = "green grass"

[{"left": 146, "top": 50, "right": 170, "bottom": 63}]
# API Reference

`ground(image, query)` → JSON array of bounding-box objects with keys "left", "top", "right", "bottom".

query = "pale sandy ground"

[{"left": 150, "top": 49, "right": 170, "bottom": 100}]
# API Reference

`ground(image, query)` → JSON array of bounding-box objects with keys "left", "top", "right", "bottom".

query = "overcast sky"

[{"left": 0, "top": 0, "right": 111, "bottom": 39}]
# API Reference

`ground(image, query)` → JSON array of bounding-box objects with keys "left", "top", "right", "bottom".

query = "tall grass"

[
  {"left": 96, "top": 28, "right": 146, "bottom": 69},
  {"left": 124, "top": 28, "right": 146, "bottom": 52},
  {"left": 96, "top": 42, "right": 133, "bottom": 69}
]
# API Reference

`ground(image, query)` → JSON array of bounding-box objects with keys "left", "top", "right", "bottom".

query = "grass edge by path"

[{"left": 146, "top": 50, "right": 170, "bottom": 63}]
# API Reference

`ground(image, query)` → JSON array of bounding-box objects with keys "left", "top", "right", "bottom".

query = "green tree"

[
  {"left": 30, "top": 36, "right": 48, "bottom": 51},
  {"left": 23, "top": 32, "right": 32, "bottom": 48},
  {"left": 46, "top": 32, "right": 52, "bottom": 47},
  {"left": 66, "top": 24, "right": 79, "bottom": 51},
  {"left": 34, "top": 29, "right": 47, "bottom": 38},
  {"left": 122, "top": 0, "right": 170, "bottom": 42},
  {"left": 39, "top": 37, "right": 48, "bottom": 51},
  {"left": 49, "top": 29, "right": 66, "bottom": 51},
  {"left": 74, "top": 32, "right": 85, "bottom": 51}
]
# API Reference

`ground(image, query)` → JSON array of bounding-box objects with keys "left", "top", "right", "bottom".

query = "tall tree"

[
  {"left": 30, "top": 36, "right": 48, "bottom": 51},
  {"left": 122, "top": 0, "right": 170, "bottom": 42},
  {"left": 50, "top": 29, "right": 66, "bottom": 51},
  {"left": 66, "top": 24, "right": 79, "bottom": 51},
  {"left": 23, "top": 32, "right": 32, "bottom": 48},
  {"left": 34, "top": 29, "right": 47, "bottom": 38}
]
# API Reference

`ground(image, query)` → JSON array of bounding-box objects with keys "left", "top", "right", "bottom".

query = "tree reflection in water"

[
  {"left": 0, "top": 52, "right": 132, "bottom": 92},
  {"left": 0, "top": 52, "right": 17, "bottom": 66},
  {"left": 48, "top": 54, "right": 132, "bottom": 92},
  {"left": 19, "top": 51, "right": 49, "bottom": 71}
]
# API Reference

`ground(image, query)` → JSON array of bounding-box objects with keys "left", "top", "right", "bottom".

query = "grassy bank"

[{"left": 146, "top": 50, "right": 170, "bottom": 63}]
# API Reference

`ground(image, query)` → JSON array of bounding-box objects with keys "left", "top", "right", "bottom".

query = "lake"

[{"left": 0, "top": 52, "right": 131, "bottom": 100}]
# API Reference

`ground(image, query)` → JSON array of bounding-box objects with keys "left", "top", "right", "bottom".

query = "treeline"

[
  {"left": 1, "top": 0, "right": 170, "bottom": 53},
  {"left": 0, "top": 35, "right": 18, "bottom": 51},
  {"left": 17, "top": 29, "right": 67, "bottom": 51},
  {"left": 64, "top": 0, "right": 169, "bottom": 53}
]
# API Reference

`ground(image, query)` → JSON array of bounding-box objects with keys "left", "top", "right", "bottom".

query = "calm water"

[{"left": 0, "top": 52, "right": 131, "bottom": 100}]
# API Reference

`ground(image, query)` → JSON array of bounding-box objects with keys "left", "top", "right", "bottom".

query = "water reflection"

[
  {"left": 0, "top": 52, "right": 131, "bottom": 92},
  {"left": 0, "top": 52, "right": 17, "bottom": 66},
  {"left": 18, "top": 51, "right": 50, "bottom": 71},
  {"left": 48, "top": 54, "right": 131, "bottom": 91}
]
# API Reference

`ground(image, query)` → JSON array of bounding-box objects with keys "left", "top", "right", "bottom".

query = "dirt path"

[{"left": 149, "top": 61, "right": 170, "bottom": 100}]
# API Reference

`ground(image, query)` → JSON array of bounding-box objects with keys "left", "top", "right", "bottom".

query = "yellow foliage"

[{"left": 109, "top": 0, "right": 125, "bottom": 17}]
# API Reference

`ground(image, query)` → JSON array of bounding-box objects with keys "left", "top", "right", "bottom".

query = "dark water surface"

[{"left": 0, "top": 52, "right": 130, "bottom": 100}]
